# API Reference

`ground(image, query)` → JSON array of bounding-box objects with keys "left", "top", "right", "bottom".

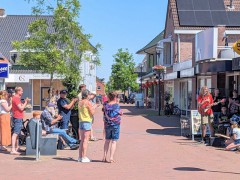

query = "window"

[
  {"left": 97, "top": 86, "right": 101, "bottom": 90},
  {"left": 163, "top": 42, "right": 171, "bottom": 65},
  {"left": 148, "top": 54, "right": 154, "bottom": 72}
]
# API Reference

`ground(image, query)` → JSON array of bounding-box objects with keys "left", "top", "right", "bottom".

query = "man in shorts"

[{"left": 11, "top": 87, "right": 31, "bottom": 155}]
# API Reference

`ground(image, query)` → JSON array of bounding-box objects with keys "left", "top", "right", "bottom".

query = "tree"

[
  {"left": 13, "top": 0, "right": 100, "bottom": 98},
  {"left": 110, "top": 48, "right": 138, "bottom": 97}
]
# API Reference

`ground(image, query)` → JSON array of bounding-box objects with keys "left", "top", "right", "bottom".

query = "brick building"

[
  {"left": 96, "top": 77, "right": 105, "bottom": 95},
  {"left": 137, "top": 0, "right": 240, "bottom": 116}
]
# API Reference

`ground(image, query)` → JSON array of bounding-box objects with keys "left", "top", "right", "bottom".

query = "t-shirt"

[
  {"left": 233, "top": 128, "right": 240, "bottom": 140},
  {"left": 212, "top": 95, "right": 222, "bottom": 112},
  {"left": 40, "top": 108, "right": 57, "bottom": 132},
  {"left": 0, "top": 99, "right": 9, "bottom": 114},
  {"left": 103, "top": 103, "right": 122, "bottom": 126},
  {"left": 229, "top": 97, "right": 239, "bottom": 114},
  {"left": 57, "top": 97, "right": 71, "bottom": 121},
  {"left": 77, "top": 92, "right": 82, "bottom": 101},
  {"left": 197, "top": 94, "right": 213, "bottom": 115},
  {"left": 218, "top": 112, "right": 230, "bottom": 124},
  {"left": 12, "top": 95, "right": 24, "bottom": 119}
]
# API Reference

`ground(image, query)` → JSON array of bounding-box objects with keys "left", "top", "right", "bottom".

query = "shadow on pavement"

[
  {"left": 174, "top": 167, "right": 240, "bottom": 175},
  {"left": 121, "top": 105, "right": 181, "bottom": 136},
  {"left": 14, "top": 157, "right": 36, "bottom": 161},
  {"left": 146, "top": 128, "right": 180, "bottom": 136},
  {"left": 53, "top": 157, "right": 76, "bottom": 162}
]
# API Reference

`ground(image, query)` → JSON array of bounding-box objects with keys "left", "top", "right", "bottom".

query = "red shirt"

[
  {"left": 198, "top": 94, "right": 214, "bottom": 115},
  {"left": 12, "top": 95, "right": 24, "bottom": 119}
]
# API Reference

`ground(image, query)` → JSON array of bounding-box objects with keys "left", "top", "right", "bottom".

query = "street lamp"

[{"left": 139, "top": 63, "right": 144, "bottom": 93}]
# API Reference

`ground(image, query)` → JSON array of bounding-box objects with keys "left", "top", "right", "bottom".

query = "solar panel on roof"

[
  {"left": 195, "top": 11, "right": 213, "bottom": 26},
  {"left": 227, "top": 11, "right": 240, "bottom": 26},
  {"left": 209, "top": 0, "right": 226, "bottom": 10},
  {"left": 211, "top": 11, "right": 229, "bottom": 26},
  {"left": 192, "top": 0, "right": 210, "bottom": 10},
  {"left": 176, "top": 0, "right": 194, "bottom": 10},
  {"left": 178, "top": 11, "right": 197, "bottom": 26}
]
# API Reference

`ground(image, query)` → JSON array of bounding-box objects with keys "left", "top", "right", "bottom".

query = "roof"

[
  {"left": 136, "top": 30, "right": 164, "bottom": 54},
  {"left": 0, "top": 52, "right": 9, "bottom": 63},
  {"left": 166, "top": 0, "right": 240, "bottom": 31},
  {"left": 0, "top": 15, "right": 54, "bottom": 60},
  {"left": 0, "top": 15, "right": 96, "bottom": 61}
]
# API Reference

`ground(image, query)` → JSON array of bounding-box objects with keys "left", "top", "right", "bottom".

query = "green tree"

[
  {"left": 13, "top": 0, "right": 100, "bottom": 98},
  {"left": 110, "top": 48, "right": 138, "bottom": 97}
]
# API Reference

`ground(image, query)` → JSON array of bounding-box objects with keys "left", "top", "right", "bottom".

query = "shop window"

[{"left": 163, "top": 42, "right": 171, "bottom": 65}]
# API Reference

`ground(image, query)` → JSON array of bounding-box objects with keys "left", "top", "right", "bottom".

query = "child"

[
  {"left": 102, "top": 92, "right": 123, "bottom": 163},
  {"left": 225, "top": 121, "right": 240, "bottom": 150},
  {"left": 31, "top": 111, "right": 47, "bottom": 136},
  {"left": 218, "top": 106, "right": 230, "bottom": 135}
]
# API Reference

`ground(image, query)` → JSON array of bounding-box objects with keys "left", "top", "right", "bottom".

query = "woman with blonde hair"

[
  {"left": 197, "top": 86, "right": 214, "bottom": 144},
  {"left": 0, "top": 90, "right": 12, "bottom": 151}
]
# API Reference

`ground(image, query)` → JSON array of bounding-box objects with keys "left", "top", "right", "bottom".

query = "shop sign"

[
  {"left": 180, "top": 68, "right": 194, "bottom": 77},
  {"left": 0, "top": 63, "right": 9, "bottom": 78},
  {"left": 233, "top": 40, "right": 240, "bottom": 55},
  {"left": 164, "top": 72, "right": 179, "bottom": 80},
  {"left": 232, "top": 57, "right": 240, "bottom": 71}
]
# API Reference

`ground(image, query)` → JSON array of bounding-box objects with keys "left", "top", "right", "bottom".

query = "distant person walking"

[
  {"left": 102, "top": 92, "right": 123, "bottom": 163},
  {"left": 57, "top": 90, "right": 78, "bottom": 130},
  {"left": 11, "top": 87, "right": 31, "bottom": 155},
  {"left": 0, "top": 90, "right": 12, "bottom": 151}
]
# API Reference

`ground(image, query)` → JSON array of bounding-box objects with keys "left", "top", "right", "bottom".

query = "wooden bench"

[{"left": 26, "top": 134, "right": 58, "bottom": 156}]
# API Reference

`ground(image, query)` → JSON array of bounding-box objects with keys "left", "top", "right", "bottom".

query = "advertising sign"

[
  {"left": 0, "top": 63, "right": 9, "bottom": 78},
  {"left": 233, "top": 39, "right": 240, "bottom": 55},
  {"left": 191, "top": 110, "right": 210, "bottom": 139}
]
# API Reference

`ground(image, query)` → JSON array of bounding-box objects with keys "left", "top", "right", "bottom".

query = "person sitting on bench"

[
  {"left": 40, "top": 104, "right": 79, "bottom": 150},
  {"left": 218, "top": 106, "right": 230, "bottom": 135}
]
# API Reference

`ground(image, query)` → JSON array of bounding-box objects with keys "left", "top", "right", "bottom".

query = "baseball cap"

[{"left": 60, "top": 90, "right": 68, "bottom": 94}]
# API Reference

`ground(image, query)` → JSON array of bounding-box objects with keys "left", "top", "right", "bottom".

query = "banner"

[
  {"left": 0, "top": 63, "right": 9, "bottom": 78},
  {"left": 191, "top": 110, "right": 210, "bottom": 135}
]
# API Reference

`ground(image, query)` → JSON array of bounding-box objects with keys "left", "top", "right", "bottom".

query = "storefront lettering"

[{"left": 0, "top": 67, "right": 8, "bottom": 73}]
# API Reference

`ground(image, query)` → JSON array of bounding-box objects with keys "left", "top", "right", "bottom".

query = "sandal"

[
  {"left": 10, "top": 151, "right": 21, "bottom": 155},
  {"left": 89, "top": 137, "right": 98, "bottom": 141},
  {"left": 0, "top": 146, "right": 8, "bottom": 151}
]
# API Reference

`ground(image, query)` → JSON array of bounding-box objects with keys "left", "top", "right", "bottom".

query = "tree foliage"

[
  {"left": 110, "top": 49, "right": 138, "bottom": 93},
  {"left": 14, "top": 0, "right": 100, "bottom": 97}
]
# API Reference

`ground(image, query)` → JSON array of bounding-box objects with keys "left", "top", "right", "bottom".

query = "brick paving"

[{"left": 0, "top": 104, "right": 240, "bottom": 179}]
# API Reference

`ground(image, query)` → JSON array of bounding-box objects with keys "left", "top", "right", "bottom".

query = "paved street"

[{"left": 1, "top": 104, "right": 240, "bottom": 180}]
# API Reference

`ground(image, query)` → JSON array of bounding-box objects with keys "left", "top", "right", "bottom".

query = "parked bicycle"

[{"left": 164, "top": 102, "right": 181, "bottom": 117}]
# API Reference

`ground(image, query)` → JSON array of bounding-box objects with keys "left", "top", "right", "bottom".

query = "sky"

[{"left": 0, "top": 0, "right": 168, "bottom": 82}]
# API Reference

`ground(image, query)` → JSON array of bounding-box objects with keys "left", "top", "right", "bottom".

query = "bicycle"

[{"left": 172, "top": 104, "right": 181, "bottom": 116}]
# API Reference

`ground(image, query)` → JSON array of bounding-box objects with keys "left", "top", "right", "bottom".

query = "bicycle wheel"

[{"left": 164, "top": 106, "right": 171, "bottom": 117}]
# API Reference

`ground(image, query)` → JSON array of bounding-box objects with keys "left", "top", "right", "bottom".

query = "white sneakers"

[{"left": 78, "top": 157, "right": 91, "bottom": 163}]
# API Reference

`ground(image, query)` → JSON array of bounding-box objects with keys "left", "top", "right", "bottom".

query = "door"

[{"left": 41, "top": 87, "right": 50, "bottom": 110}]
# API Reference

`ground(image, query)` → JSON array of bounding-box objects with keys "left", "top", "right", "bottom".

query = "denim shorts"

[
  {"left": 79, "top": 122, "right": 92, "bottom": 131},
  {"left": 105, "top": 125, "right": 120, "bottom": 140},
  {"left": 234, "top": 139, "right": 240, "bottom": 145},
  {"left": 13, "top": 118, "right": 23, "bottom": 135}
]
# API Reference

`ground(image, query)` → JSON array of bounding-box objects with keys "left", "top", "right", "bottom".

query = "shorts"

[
  {"left": 105, "top": 125, "right": 120, "bottom": 140},
  {"left": 201, "top": 115, "right": 214, "bottom": 125},
  {"left": 234, "top": 139, "right": 240, "bottom": 145},
  {"left": 13, "top": 118, "right": 23, "bottom": 135},
  {"left": 79, "top": 122, "right": 92, "bottom": 131}
]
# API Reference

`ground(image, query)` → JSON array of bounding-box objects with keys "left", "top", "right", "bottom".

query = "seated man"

[
  {"left": 218, "top": 106, "right": 231, "bottom": 134},
  {"left": 40, "top": 104, "right": 79, "bottom": 150}
]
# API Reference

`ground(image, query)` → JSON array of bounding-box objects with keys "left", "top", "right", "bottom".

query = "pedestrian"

[
  {"left": 77, "top": 84, "right": 86, "bottom": 101},
  {"left": 212, "top": 88, "right": 222, "bottom": 125},
  {"left": 228, "top": 89, "right": 239, "bottom": 116},
  {"left": 102, "top": 93, "right": 108, "bottom": 104},
  {"left": 197, "top": 86, "right": 214, "bottom": 144},
  {"left": 57, "top": 90, "right": 78, "bottom": 130},
  {"left": 89, "top": 92, "right": 99, "bottom": 141},
  {"left": 225, "top": 121, "right": 240, "bottom": 151},
  {"left": 78, "top": 90, "right": 95, "bottom": 162},
  {"left": 102, "top": 91, "right": 123, "bottom": 163},
  {"left": 11, "top": 87, "right": 31, "bottom": 155},
  {"left": 0, "top": 90, "right": 12, "bottom": 151}
]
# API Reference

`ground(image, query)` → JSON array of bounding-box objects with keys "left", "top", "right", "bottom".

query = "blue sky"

[{"left": 1, "top": 0, "right": 168, "bottom": 82}]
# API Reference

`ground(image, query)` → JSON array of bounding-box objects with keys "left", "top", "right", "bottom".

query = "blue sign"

[{"left": 0, "top": 63, "right": 9, "bottom": 78}]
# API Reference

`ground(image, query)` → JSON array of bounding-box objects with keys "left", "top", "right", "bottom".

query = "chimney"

[{"left": 0, "top": 9, "right": 5, "bottom": 16}]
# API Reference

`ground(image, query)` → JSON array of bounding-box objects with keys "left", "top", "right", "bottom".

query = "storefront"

[{"left": 5, "top": 73, "right": 64, "bottom": 110}]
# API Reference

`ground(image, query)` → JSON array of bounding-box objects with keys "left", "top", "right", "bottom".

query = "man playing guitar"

[{"left": 198, "top": 86, "right": 214, "bottom": 144}]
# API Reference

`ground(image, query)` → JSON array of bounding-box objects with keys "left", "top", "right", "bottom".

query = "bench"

[{"left": 26, "top": 134, "right": 58, "bottom": 156}]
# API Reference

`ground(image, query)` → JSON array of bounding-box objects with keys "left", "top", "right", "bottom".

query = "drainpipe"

[{"left": 177, "top": 34, "right": 181, "bottom": 63}]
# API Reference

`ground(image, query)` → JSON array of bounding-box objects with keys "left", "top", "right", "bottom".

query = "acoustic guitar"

[{"left": 198, "top": 99, "right": 225, "bottom": 115}]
